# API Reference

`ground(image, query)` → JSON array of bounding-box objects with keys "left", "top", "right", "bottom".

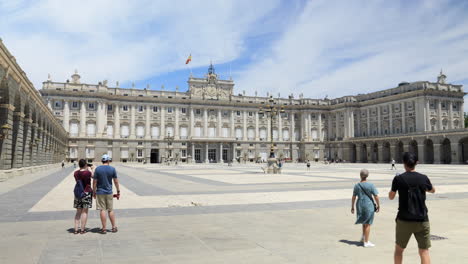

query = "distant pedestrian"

[
  {"left": 73, "top": 160, "right": 77, "bottom": 169},
  {"left": 391, "top": 159, "right": 396, "bottom": 170},
  {"left": 73, "top": 159, "right": 93, "bottom": 234},
  {"left": 93, "top": 154, "right": 120, "bottom": 234},
  {"left": 351, "top": 169, "right": 380, "bottom": 247},
  {"left": 61, "top": 160, "right": 65, "bottom": 169},
  {"left": 389, "top": 152, "right": 435, "bottom": 264},
  {"left": 306, "top": 160, "right": 311, "bottom": 170}
]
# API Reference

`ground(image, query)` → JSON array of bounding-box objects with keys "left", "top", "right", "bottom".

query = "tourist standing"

[
  {"left": 306, "top": 160, "right": 311, "bottom": 170},
  {"left": 93, "top": 154, "right": 120, "bottom": 234},
  {"left": 73, "top": 159, "right": 93, "bottom": 234},
  {"left": 389, "top": 152, "right": 435, "bottom": 264},
  {"left": 61, "top": 160, "right": 65, "bottom": 169},
  {"left": 351, "top": 169, "right": 380, "bottom": 247},
  {"left": 391, "top": 159, "right": 396, "bottom": 170}
]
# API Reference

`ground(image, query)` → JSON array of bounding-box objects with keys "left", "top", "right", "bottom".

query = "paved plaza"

[{"left": 1, "top": 162, "right": 468, "bottom": 263}]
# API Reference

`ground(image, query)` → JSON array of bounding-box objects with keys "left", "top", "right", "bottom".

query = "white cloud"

[
  {"left": 1, "top": 0, "right": 280, "bottom": 88},
  {"left": 235, "top": 0, "right": 468, "bottom": 111}
]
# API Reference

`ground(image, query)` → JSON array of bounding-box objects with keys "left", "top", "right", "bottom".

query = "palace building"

[{"left": 39, "top": 64, "right": 468, "bottom": 164}]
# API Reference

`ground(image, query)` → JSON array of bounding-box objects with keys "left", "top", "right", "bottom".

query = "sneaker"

[{"left": 364, "top": 241, "right": 375, "bottom": 248}]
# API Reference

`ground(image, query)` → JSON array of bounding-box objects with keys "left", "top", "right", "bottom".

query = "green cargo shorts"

[{"left": 395, "top": 219, "right": 431, "bottom": 249}]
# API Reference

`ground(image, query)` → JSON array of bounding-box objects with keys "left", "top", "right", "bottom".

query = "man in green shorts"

[{"left": 389, "top": 152, "right": 435, "bottom": 264}]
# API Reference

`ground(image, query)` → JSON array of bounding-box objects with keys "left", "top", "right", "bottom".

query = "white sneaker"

[{"left": 364, "top": 241, "right": 375, "bottom": 248}]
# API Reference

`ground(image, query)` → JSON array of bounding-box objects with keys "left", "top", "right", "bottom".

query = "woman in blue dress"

[{"left": 351, "top": 169, "right": 380, "bottom": 247}]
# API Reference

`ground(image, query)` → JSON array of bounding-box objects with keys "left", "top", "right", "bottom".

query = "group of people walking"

[
  {"left": 351, "top": 152, "right": 435, "bottom": 264},
  {"left": 73, "top": 154, "right": 120, "bottom": 234}
]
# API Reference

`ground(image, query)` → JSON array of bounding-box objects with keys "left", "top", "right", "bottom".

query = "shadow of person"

[{"left": 339, "top": 239, "right": 363, "bottom": 247}]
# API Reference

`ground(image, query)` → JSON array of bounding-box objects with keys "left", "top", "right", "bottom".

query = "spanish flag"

[{"left": 185, "top": 54, "right": 192, "bottom": 64}]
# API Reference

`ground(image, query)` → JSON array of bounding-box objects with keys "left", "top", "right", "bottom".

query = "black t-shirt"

[{"left": 391, "top": 171, "right": 433, "bottom": 222}]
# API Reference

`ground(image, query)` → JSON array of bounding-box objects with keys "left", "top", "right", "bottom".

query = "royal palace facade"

[{"left": 40, "top": 64, "right": 468, "bottom": 165}]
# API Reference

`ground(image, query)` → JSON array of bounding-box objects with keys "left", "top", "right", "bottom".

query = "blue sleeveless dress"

[{"left": 353, "top": 182, "right": 378, "bottom": 225}]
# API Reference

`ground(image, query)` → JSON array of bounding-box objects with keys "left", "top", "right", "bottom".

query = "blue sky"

[{"left": 1, "top": 0, "right": 467, "bottom": 110}]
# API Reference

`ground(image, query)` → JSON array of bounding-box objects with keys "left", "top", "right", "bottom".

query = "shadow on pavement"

[{"left": 339, "top": 239, "right": 363, "bottom": 247}]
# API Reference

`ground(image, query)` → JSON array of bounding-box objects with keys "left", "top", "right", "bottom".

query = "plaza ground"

[{"left": 0, "top": 162, "right": 467, "bottom": 263}]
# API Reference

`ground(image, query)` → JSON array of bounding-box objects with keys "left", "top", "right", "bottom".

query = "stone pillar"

[
  {"left": 130, "top": 104, "right": 136, "bottom": 139},
  {"left": 278, "top": 111, "right": 283, "bottom": 141},
  {"left": 377, "top": 106, "right": 381, "bottom": 135},
  {"left": 437, "top": 100, "right": 442, "bottom": 130},
  {"left": 451, "top": 142, "right": 460, "bottom": 164},
  {"left": 255, "top": 111, "right": 259, "bottom": 141},
  {"left": 79, "top": 102, "right": 86, "bottom": 137},
  {"left": 243, "top": 111, "right": 247, "bottom": 140},
  {"left": 318, "top": 112, "right": 322, "bottom": 141},
  {"left": 63, "top": 101, "right": 69, "bottom": 132},
  {"left": 389, "top": 104, "right": 393, "bottom": 134},
  {"left": 175, "top": 107, "right": 179, "bottom": 139},
  {"left": 460, "top": 102, "right": 465, "bottom": 128},
  {"left": 190, "top": 107, "right": 195, "bottom": 138},
  {"left": 22, "top": 117, "right": 32, "bottom": 167},
  {"left": 96, "top": 101, "right": 106, "bottom": 137},
  {"left": 343, "top": 111, "right": 349, "bottom": 139},
  {"left": 230, "top": 111, "right": 235, "bottom": 138},
  {"left": 160, "top": 106, "right": 165, "bottom": 138},
  {"left": 267, "top": 115, "right": 271, "bottom": 142},
  {"left": 433, "top": 143, "right": 441, "bottom": 164},
  {"left": 390, "top": 143, "right": 396, "bottom": 162},
  {"left": 448, "top": 101, "right": 453, "bottom": 129},
  {"left": 302, "top": 112, "right": 308, "bottom": 141},
  {"left": 417, "top": 143, "right": 425, "bottom": 164},
  {"left": 145, "top": 105, "right": 151, "bottom": 140},
  {"left": 366, "top": 108, "right": 371, "bottom": 136},
  {"left": 191, "top": 143, "right": 195, "bottom": 162},
  {"left": 217, "top": 109, "right": 222, "bottom": 137},
  {"left": 426, "top": 99, "right": 430, "bottom": 131},
  {"left": 356, "top": 143, "right": 362, "bottom": 163},
  {"left": 401, "top": 102, "right": 406, "bottom": 133},
  {"left": 203, "top": 108, "right": 208, "bottom": 137},
  {"left": 114, "top": 104, "right": 120, "bottom": 138},
  {"left": 219, "top": 144, "right": 223, "bottom": 163},
  {"left": 377, "top": 143, "right": 385, "bottom": 163},
  {"left": 205, "top": 142, "right": 209, "bottom": 163},
  {"left": 290, "top": 112, "right": 295, "bottom": 142},
  {"left": 11, "top": 111, "right": 25, "bottom": 168},
  {"left": 335, "top": 112, "right": 340, "bottom": 139}
]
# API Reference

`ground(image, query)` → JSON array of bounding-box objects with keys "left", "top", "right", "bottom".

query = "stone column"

[
  {"left": 433, "top": 143, "right": 441, "bottom": 164},
  {"left": 243, "top": 111, "right": 247, "bottom": 140},
  {"left": 160, "top": 106, "right": 165, "bottom": 139},
  {"left": 190, "top": 107, "right": 195, "bottom": 138},
  {"left": 11, "top": 111, "right": 25, "bottom": 168},
  {"left": 355, "top": 143, "right": 362, "bottom": 163},
  {"left": 219, "top": 144, "right": 223, "bottom": 163},
  {"left": 302, "top": 113, "right": 308, "bottom": 141},
  {"left": 335, "top": 112, "right": 340, "bottom": 139},
  {"left": 114, "top": 104, "right": 120, "bottom": 138},
  {"left": 278, "top": 111, "right": 283, "bottom": 141},
  {"left": 145, "top": 105, "right": 151, "bottom": 139},
  {"left": 343, "top": 111, "right": 349, "bottom": 139},
  {"left": 267, "top": 114, "right": 271, "bottom": 142},
  {"left": 366, "top": 108, "right": 371, "bottom": 136},
  {"left": 389, "top": 105, "right": 393, "bottom": 134},
  {"left": 290, "top": 112, "right": 295, "bottom": 142},
  {"left": 97, "top": 101, "right": 107, "bottom": 137},
  {"left": 377, "top": 106, "right": 381, "bottom": 135},
  {"left": 318, "top": 112, "right": 322, "bottom": 141},
  {"left": 451, "top": 142, "right": 460, "bottom": 164},
  {"left": 417, "top": 143, "right": 425, "bottom": 164},
  {"left": 217, "top": 109, "right": 222, "bottom": 137},
  {"left": 79, "top": 102, "right": 86, "bottom": 137},
  {"left": 460, "top": 102, "right": 465, "bottom": 128},
  {"left": 22, "top": 117, "right": 32, "bottom": 167},
  {"left": 205, "top": 142, "right": 209, "bottom": 163},
  {"left": 377, "top": 143, "right": 384, "bottom": 163},
  {"left": 130, "top": 104, "right": 136, "bottom": 139},
  {"left": 448, "top": 101, "right": 453, "bottom": 129},
  {"left": 390, "top": 143, "right": 396, "bottom": 162},
  {"left": 437, "top": 100, "right": 442, "bottom": 130},
  {"left": 63, "top": 101, "right": 69, "bottom": 132},
  {"left": 203, "top": 108, "right": 208, "bottom": 137},
  {"left": 401, "top": 102, "right": 406, "bottom": 133},
  {"left": 426, "top": 99, "right": 431, "bottom": 131},
  {"left": 191, "top": 143, "right": 195, "bottom": 162},
  {"left": 230, "top": 111, "right": 235, "bottom": 138},
  {"left": 174, "top": 107, "right": 179, "bottom": 139},
  {"left": 255, "top": 111, "right": 259, "bottom": 141}
]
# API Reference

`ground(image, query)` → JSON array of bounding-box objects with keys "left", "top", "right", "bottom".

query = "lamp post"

[{"left": 259, "top": 96, "right": 286, "bottom": 173}]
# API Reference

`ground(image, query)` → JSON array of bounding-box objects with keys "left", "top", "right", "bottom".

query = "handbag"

[{"left": 358, "top": 183, "right": 378, "bottom": 212}]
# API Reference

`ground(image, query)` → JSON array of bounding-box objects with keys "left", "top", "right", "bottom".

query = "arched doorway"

[
  {"left": 440, "top": 138, "right": 451, "bottom": 164},
  {"left": 396, "top": 141, "right": 404, "bottom": 163},
  {"left": 361, "top": 144, "right": 368, "bottom": 163},
  {"left": 371, "top": 143, "right": 378, "bottom": 163},
  {"left": 382, "top": 142, "right": 391, "bottom": 163},
  {"left": 423, "top": 139, "right": 434, "bottom": 164},
  {"left": 460, "top": 137, "right": 468, "bottom": 164},
  {"left": 408, "top": 140, "right": 418, "bottom": 158}
]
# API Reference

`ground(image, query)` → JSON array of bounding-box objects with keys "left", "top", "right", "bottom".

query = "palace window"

[
  {"left": 123, "top": 105, "right": 129, "bottom": 112},
  {"left": 138, "top": 105, "right": 144, "bottom": 112},
  {"left": 107, "top": 104, "right": 113, "bottom": 111},
  {"left": 236, "top": 111, "right": 241, "bottom": 116},
  {"left": 72, "top": 101, "right": 78, "bottom": 108},
  {"left": 195, "top": 109, "right": 201, "bottom": 115},
  {"left": 88, "top": 103, "right": 95, "bottom": 110},
  {"left": 181, "top": 108, "right": 187, "bottom": 114},
  {"left": 152, "top": 106, "right": 158, "bottom": 112},
  {"left": 167, "top": 107, "right": 173, "bottom": 113},
  {"left": 248, "top": 112, "right": 253, "bottom": 117}
]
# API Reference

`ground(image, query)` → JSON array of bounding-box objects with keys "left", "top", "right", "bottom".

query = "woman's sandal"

[
  {"left": 111, "top": 227, "right": 118, "bottom": 233},
  {"left": 80, "top": 229, "right": 87, "bottom": 234},
  {"left": 100, "top": 229, "right": 107, "bottom": 234},
  {"left": 74, "top": 229, "right": 80, "bottom": 235}
]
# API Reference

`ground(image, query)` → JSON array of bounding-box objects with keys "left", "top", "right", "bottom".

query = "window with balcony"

[
  {"left": 167, "top": 107, "right": 173, "bottom": 113},
  {"left": 136, "top": 125, "right": 145, "bottom": 138},
  {"left": 151, "top": 126, "right": 160, "bottom": 138},
  {"left": 107, "top": 104, "right": 113, "bottom": 111},
  {"left": 181, "top": 108, "right": 187, "bottom": 114},
  {"left": 88, "top": 103, "right": 95, "bottom": 110},
  {"left": 138, "top": 105, "right": 144, "bottom": 112},
  {"left": 152, "top": 106, "right": 158, "bottom": 112},
  {"left": 123, "top": 105, "right": 129, "bottom": 112}
]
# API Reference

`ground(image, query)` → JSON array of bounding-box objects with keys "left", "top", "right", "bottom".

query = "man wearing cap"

[{"left": 93, "top": 154, "right": 120, "bottom": 234}]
